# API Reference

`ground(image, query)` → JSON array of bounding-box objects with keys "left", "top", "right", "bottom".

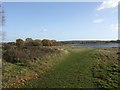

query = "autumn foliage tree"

[
  {"left": 25, "top": 38, "right": 33, "bottom": 46},
  {"left": 33, "top": 39, "right": 42, "bottom": 46},
  {"left": 16, "top": 39, "right": 25, "bottom": 47},
  {"left": 15, "top": 38, "right": 59, "bottom": 47},
  {"left": 42, "top": 39, "right": 50, "bottom": 46},
  {"left": 51, "top": 40, "right": 57, "bottom": 46},
  {"left": 42, "top": 39, "right": 57, "bottom": 46},
  {"left": 25, "top": 38, "right": 33, "bottom": 43}
]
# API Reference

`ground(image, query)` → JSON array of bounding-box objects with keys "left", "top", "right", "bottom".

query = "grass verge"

[{"left": 2, "top": 47, "right": 68, "bottom": 88}]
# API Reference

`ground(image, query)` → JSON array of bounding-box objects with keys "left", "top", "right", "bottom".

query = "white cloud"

[
  {"left": 95, "top": 14, "right": 99, "bottom": 17},
  {"left": 40, "top": 28, "right": 47, "bottom": 32},
  {"left": 97, "top": 0, "right": 120, "bottom": 10},
  {"left": 93, "top": 19, "right": 103, "bottom": 23},
  {"left": 110, "top": 24, "right": 118, "bottom": 30}
]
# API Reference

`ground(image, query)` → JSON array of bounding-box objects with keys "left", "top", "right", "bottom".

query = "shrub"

[
  {"left": 3, "top": 46, "right": 61, "bottom": 63},
  {"left": 2, "top": 43, "right": 16, "bottom": 50}
]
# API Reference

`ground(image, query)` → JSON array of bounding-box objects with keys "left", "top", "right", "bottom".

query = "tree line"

[
  {"left": 60, "top": 40, "right": 120, "bottom": 45},
  {"left": 16, "top": 38, "right": 61, "bottom": 47}
]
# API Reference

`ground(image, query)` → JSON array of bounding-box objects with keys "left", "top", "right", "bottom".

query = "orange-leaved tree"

[
  {"left": 16, "top": 39, "right": 25, "bottom": 47},
  {"left": 33, "top": 39, "right": 42, "bottom": 46},
  {"left": 42, "top": 39, "right": 50, "bottom": 46}
]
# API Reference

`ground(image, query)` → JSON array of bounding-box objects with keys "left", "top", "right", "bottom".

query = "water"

[{"left": 73, "top": 43, "right": 119, "bottom": 48}]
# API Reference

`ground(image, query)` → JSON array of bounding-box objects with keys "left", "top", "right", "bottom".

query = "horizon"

[
  {"left": 2, "top": 1, "right": 118, "bottom": 42},
  {"left": 2, "top": 38, "right": 119, "bottom": 43}
]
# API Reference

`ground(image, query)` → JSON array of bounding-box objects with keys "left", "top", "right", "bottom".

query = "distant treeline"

[
  {"left": 2, "top": 39, "right": 120, "bottom": 47},
  {"left": 59, "top": 40, "right": 120, "bottom": 44}
]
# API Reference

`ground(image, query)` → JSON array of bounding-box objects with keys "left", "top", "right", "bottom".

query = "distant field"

[{"left": 2, "top": 46, "right": 119, "bottom": 88}]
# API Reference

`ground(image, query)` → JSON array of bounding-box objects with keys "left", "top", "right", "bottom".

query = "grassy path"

[{"left": 21, "top": 48, "right": 97, "bottom": 88}]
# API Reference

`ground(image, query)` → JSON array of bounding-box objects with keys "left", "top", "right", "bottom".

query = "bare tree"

[
  {"left": 0, "top": 2, "right": 5, "bottom": 41},
  {"left": 0, "top": 2, "right": 4, "bottom": 26},
  {"left": 0, "top": 2, "right": 2, "bottom": 89}
]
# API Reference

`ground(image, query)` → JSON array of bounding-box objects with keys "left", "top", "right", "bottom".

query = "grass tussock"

[{"left": 92, "top": 48, "right": 119, "bottom": 88}]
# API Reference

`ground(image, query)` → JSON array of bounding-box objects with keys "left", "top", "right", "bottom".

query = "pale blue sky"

[{"left": 3, "top": 1, "right": 118, "bottom": 42}]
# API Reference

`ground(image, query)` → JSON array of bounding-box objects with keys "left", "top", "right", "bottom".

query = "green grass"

[
  {"left": 20, "top": 48, "right": 97, "bottom": 88},
  {"left": 2, "top": 48, "right": 68, "bottom": 88},
  {"left": 3, "top": 47, "right": 119, "bottom": 88},
  {"left": 92, "top": 48, "right": 119, "bottom": 88}
]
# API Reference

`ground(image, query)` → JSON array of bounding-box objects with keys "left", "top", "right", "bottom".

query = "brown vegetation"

[{"left": 3, "top": 46, "right": 61, "bottom": 63}]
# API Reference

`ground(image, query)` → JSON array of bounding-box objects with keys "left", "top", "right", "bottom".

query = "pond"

[{"left": 72, "top": 43, "right": 120, "bottom": 48}]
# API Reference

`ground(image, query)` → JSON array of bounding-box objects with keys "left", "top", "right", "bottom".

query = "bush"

[
  {"left": 3, "top": 46, "right": 61, "bottom": 63},
  {"left": 3, "top": 43, "right": 16, "bottom": 50}
]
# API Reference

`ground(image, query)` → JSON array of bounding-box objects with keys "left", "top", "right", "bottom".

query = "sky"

[{"left": 2, "top": 0, "right": 119, "bottom": 42}]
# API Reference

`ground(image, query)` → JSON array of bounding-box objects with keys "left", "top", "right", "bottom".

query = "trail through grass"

[{"left": 21, "top": 48, "right": 97, "bottom": 88}]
